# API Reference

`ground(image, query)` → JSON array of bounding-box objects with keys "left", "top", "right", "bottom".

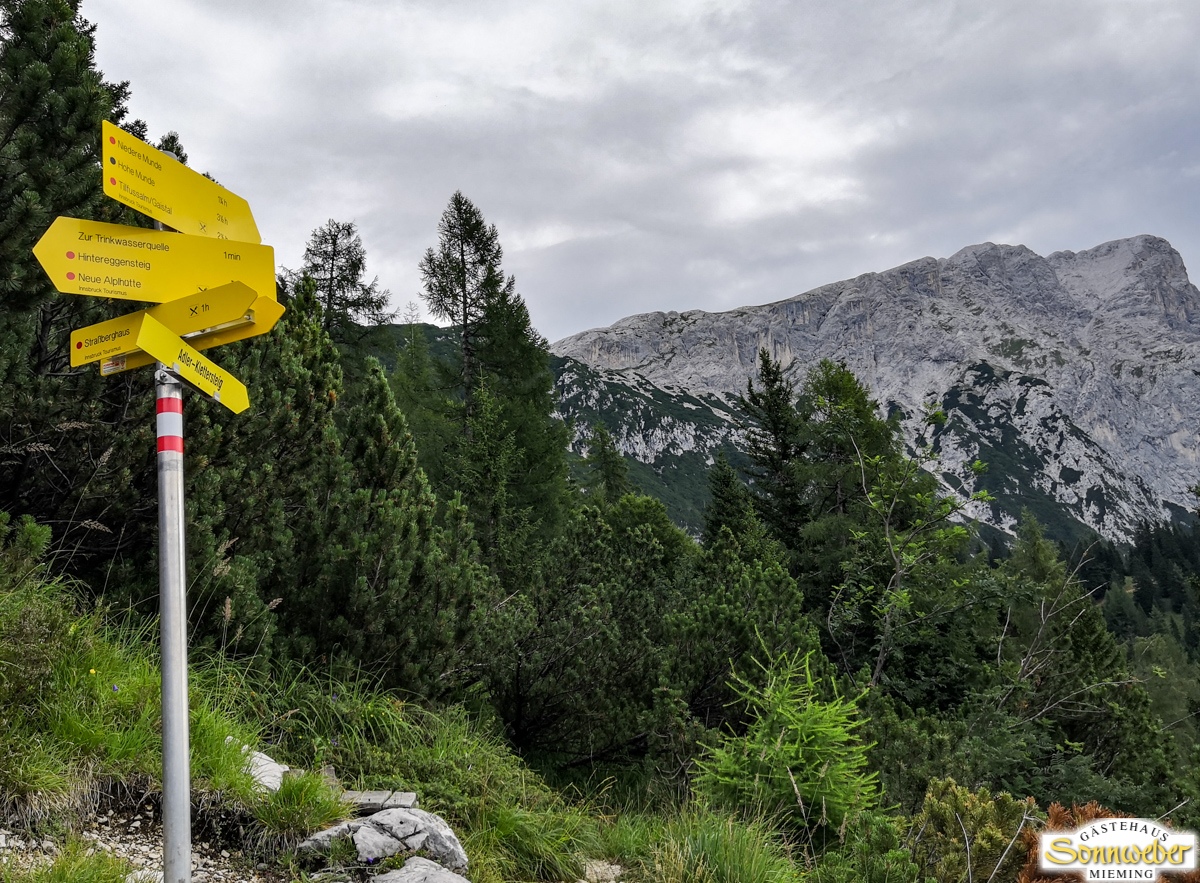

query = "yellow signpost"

[
  {"left": 102, "top": 121, "right": 260, "bottom": 244},
  {"left": 70, "top": 283, "right": 261, "bottom": 367},
  {"left": 37, "top": 122, "right": 277, "bottom": 883},
  {"left": 100, "top": 292, "right": 286, "bottom": 376},
  {"left": 33, "top": 217, "right": 275, "bottom": 304}
]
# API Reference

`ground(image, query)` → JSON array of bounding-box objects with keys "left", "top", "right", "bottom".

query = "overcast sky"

[{"left": 86, "top": 0, "right": 1200, "bottom": 344}]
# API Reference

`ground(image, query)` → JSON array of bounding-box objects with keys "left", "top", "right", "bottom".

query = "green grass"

[
  {"left": 0, "top": 841, "right": 132, "bottom": 883},
  {"left": 252, "top": 672, "right": 601, "bottom": 882},
  {"left": 251, "top": 770, "right": 350, "bottom": 854},
  {"left": 0, "top": 512, "right": 343, "bottom": 845}
]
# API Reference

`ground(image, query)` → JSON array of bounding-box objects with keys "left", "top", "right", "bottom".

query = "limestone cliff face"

[{"left": 552, "top": 235, "right": 1200, "bottom": 542}]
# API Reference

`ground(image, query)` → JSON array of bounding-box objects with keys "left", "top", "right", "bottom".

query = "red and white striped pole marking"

[
  {"left": 155, "top": 368, "right": 192, "bottom": 883},
  {"left": 156, "top": 387, "right": 184, "bottom": 454}
]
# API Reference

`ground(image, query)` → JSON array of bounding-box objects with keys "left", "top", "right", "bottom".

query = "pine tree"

[
  {"left": 736, "top": 348, "right": 805, "bottom": 540},
  {"left": 418, "top": 192, "right": 569, "bottom": 534},
  {"left": 702, "top": 452, "right": 756, "bottom": 546},
  {"left": 283, "top": 359, "right": 489, "bottom": 696},
  {"left": 584, "top": 423, "right": 631, "bottom": 505},
  {"left": 0, "top": 1, "right": 158, "bottom": 574},
  {"left": 471, "top": 271, "right": 569, "bottom": 524},
  {"left": 390, "top": 309, "right": 454, "bottom": 484},
  {"left": 0, "top": 0, "right": 126, "bottom": 313},
  {"left": 449, "top": 380, "right": 533, "bottom": 583}
]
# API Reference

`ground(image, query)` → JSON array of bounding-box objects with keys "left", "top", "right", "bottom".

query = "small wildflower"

[
  {"left": 112, "top": 685, "right": 119, "bottom": 692},
  {"left": 89, "top": 668, "right": 96, "bottom": 675},
  {"left": 331, "top": 738, "right": 339, "bottom": 747}
]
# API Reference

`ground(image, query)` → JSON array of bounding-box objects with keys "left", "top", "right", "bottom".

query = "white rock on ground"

[
  {"left": 373, "top": 856, "right": 471, "bottom": 883},
  {"left": 299, "top": 806, "right": 468, "bottom": 871},
  {"left": 580, "top": 859, "right": 622, "bottom": 882}
]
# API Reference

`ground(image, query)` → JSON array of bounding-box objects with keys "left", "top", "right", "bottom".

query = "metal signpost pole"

[
  {"left": 153, "top": 201, "right": 191, "bottom": 882},
  {"left": 156, "top": 367, "right": 191, "bottom": 883}
]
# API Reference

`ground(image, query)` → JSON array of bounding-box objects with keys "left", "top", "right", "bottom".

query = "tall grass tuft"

[
  {"left": 250, "top": 770, "right": 350, "bottom": 855},
  {"left": 645, "top": 808, "right": 802, "bottom": 883}
]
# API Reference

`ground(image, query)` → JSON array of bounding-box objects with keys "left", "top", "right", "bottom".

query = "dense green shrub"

[
  {"left": 908, "top": 778, "right": 1036, "bottom": 883},
  {"left": 810, "top": 810, "right": 927, "bottom": 883}
]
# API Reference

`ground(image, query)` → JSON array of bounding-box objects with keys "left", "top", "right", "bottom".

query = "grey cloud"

[{"left": 87, "top": 0, "right": 1200, "bottom": 341}]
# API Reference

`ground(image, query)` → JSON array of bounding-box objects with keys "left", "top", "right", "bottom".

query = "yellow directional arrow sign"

[
  {"left": 33, "top": 217, "right": 275, "bottom": 303},
  {"left": 71, "top": 283, "right": 259, "bottom": 367},
  {"left": 141, "top": 282, "right": 260, "bottom": 338},
  {"left": 102, "top": 121, "right": 260, "bottom": 244},
  {"left": 100, "top": 294, "right": 285, "bottom": 376},
  {"left": 69, "top": 312, "right": 249, "bottom": 412},
  {"left": 138, "top": 315, "right": 249, "bottom": 414}
]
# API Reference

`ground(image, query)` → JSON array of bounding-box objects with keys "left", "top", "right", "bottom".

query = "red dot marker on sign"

[
  {"left": 66, "top": 251, "right": 75, "bottom": 259},
  {"left": 76, "top": 341, "right": 83, "bottom": 349},
  {"left": 109, "top": 177, "right": 116, "bottom": 185},
  {"left": 66, "top": 272, "right": 75, "bottom": 280},
  {"left": 109, "top": 136, "right": 115, "bottom": 144}
]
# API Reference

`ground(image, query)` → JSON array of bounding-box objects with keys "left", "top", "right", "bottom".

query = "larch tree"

[
  {"left": 299, "top": 219, "right": 394, "bottom": 343},
  {"left": 418, "top": 191, "right": 506, "bottom": 418}
]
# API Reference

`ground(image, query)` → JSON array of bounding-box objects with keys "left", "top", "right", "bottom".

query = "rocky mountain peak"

[{"left": 552, "top": 235, "right": 1200, "bottom": 542}]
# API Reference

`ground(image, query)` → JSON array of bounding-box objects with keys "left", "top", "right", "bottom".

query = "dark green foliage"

[
  {"left": 0, "top": 0, "right": 157, "bottom": 577},
  {"left": 858, "top": 518, "right": 1186, "bottom": 820},
  {"left": 664, "top": 526, "right": 817, "bottom": 739},
  {"left": 448, "top": 380, "right": 534, "bottom": 583},
  {"left": 284, "top": 360, "right": 487, "bottom": 695},
  {"left": 989, "top": 520, "right": 1180, "bottom": 813},
  {"left": 487, "top": 497, "right": 691, "bottom": 758},
  {"left": 190, "top": 284, "right": 490, "bottom": 697},
  {"left": 584, "top": 423, "right": 632, "bottom": 505},
  {"left": 471, "top": 296, "right": 569, "bottom": 532},
  {"left": 0, "top": 0, "right": 125, "bottom": 313},
  {"left": 418, "top": 192, "right": 569, "bottom": 538},
  {"left": 419, "top": 190, "right": 506, "bottom": 411},
  {"left": 702, "top": 453, "right": 756, "bottom": 547},
  {"left": 389, "top": 320, "right": 455, "bottom": 486},
  {"left": 1103, "top": 577, "right": 1148, "bottom": 640},
  {"left": 736, "top": 349, "right": 806, "bottom": 540}
]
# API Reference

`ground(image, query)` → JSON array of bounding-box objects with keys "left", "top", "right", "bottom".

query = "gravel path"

[{"left": 0, "top": 801, "right": 287, "bottom": 882}]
